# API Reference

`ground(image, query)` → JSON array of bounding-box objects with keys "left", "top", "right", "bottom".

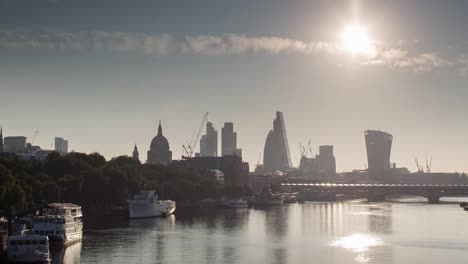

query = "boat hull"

[
  {"left": 129, "top": 203, "right": 176, "bottom": 219},
  {"left": 48, "top": 232, "right": 82, "bottom": 247}
]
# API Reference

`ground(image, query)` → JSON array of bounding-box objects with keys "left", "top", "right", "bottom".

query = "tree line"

[{"left": 0, "top": 152, "right": 249, "bottom": 216}]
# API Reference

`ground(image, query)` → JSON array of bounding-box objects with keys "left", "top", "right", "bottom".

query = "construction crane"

[
  {"left": 299, "top": 140, "right": 312, "bottom": 158},
  {"left": 307, "top": 139, "right": 312, "bottom": 157},
  {"left": 299, "top": 142, "right": 305, "bottom": 157},
  {"left": 31, "top": 130, "right": 39, "bottom": 145},
  {"left": 183, "top": 112, "right": 208, "bottom": 158},
  {"left": 425, "top": 152, "right": 432, "bottom": 173},
  {"left": 414, "top": 156, "right": 423, "bottom": 172}
]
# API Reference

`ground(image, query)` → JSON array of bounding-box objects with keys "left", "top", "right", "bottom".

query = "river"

[{"left": 51, "top": 197, "right": 468, "bottom": 264}]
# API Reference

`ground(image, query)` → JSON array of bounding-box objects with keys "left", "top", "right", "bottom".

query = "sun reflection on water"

[{"left": 331, "top": 233, "right": 383, "bottom": 253}]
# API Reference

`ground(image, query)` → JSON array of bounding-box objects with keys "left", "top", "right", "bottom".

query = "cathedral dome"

[
  {"left": 151, "top": 135, "right": 169, "bottom": 151},
  {"left": 150, "top": 122, "right": 169, "bottom": 151},
  {"left": 147, "top": 121, "right": 172, "bottom": 165}
]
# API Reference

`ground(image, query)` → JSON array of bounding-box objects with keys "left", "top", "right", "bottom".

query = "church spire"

[
  {"left": 157, "top": 120, "right": 163, "bottom": 136},
  {"left": 132, "top": 144, "right": 139, "bottom": 161}
]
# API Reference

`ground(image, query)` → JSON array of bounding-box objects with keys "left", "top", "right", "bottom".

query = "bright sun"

[{"left": 341, "top": 23, "right": 372, "bottom": 55}]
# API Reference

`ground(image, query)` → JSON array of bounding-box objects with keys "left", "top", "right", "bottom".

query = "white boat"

[
  {"left": 254, "top": 187, "right": 284, "bottom": 205},
  {"left": 129, "top": 190, "right": 176, "bottom": 219},
  {"left": 7, "top": 235, "right": 50, "bottom": 263},
  {"left": 32, "top": 203, "right": 83, "bottom": 247},
  {"left": 223, "top": 199, "right": 248, "bottom": 208}
]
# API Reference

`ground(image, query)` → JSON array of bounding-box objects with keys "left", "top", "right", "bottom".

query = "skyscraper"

[
  {"left": 54, "top": 137, "right": 69, "bottom": 154},
  {"left": 365, "top": 130, "right": 393, "bottom": 182},
  {"left": 200, "top": 121, "right": 218, "bottom": 157},
  {"left": 263, "top": 111, "right": 292, "bottom": 172},
  {"left": 147, "top": 121, "right": 172, "bottom": 165},
  {"left": 221, "top": 122, "right": 242, "bottom": 157},
  {"left": 132, "top": 144, "right": 139, "bottom": 161}
]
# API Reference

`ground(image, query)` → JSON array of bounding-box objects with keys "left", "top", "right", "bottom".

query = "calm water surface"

[{"left": 52, "top": 197, "right": 468, "bottom": 264}]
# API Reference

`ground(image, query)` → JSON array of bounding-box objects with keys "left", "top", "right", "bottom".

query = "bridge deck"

[{"left": 282, "top": 183, "right": 468, "bottom": 188}]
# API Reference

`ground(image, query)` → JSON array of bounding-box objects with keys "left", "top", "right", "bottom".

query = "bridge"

[{"left": 281, "top": 182, "right": 468, "bottom": 203}]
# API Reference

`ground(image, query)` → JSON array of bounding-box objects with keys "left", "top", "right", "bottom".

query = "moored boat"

[
  {"left": 223, "top": 199, "right": 248, "bottom": 208},
  {"left": 129, "top": 190, "right": 176, "bottom": 218},
  {"left": 254, "top": 187, "right": 284, "bottom": 206},
  {"left": 7, "top": 235, "right": 50, "bottom": 263},
  {"left": 32, "top": 203, "right": 83, "bottom": 247},
  {"left": 283, "top": 194, "right": 298, "bottom": 204}
]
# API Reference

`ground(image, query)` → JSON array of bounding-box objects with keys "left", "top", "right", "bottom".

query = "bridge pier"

[
  {"left": 367, "top": 192, "right": 385, "bottom": 203},
  {"left": 428, "top": 196, "right": 440, "bottom": 204}
]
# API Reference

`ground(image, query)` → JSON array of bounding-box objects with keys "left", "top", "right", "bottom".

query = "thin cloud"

[
  {"left": 183, "top": 34, "right": 338, "bottom": 55},
  {"left": 362, "top": 49, "right": 451, "bottom": 73},
  {"left": 0, "top": 30, "right": 338, "bottom": 56},
  {"left": 0, "top": 30, "right": 464, "bottom": 75},
  {"left": 0, "top": 31, "right": 176, "bottom": 56}
]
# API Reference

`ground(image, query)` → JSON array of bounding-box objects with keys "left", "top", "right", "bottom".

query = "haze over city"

[{"left": 2, "top": 0, "right": 468, "bottom": 172}]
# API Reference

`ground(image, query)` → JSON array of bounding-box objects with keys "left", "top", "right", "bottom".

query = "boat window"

[
  {"left": 39, "top": 240, "right": 46, "bottom": 245},
  {"left": 9, "top": 240, "right": 17, "bottom": 245},
  {"left": 17, "top": 240, "right": 24, "bottom": 245}
]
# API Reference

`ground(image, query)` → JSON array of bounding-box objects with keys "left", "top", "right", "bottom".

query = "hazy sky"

[{"left": 2, "top": 0, "right": 468, "bottom": 172}]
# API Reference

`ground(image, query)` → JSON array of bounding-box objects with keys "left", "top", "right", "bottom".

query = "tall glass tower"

[
  {"left": 263, "top": 111, "right": 292, "bottom": 172},
  {"left": 365, "top": 130, "right": 393, "bottom": 182}
]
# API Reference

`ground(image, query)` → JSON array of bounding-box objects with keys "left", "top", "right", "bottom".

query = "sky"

[{"left": 1, "top": 0, "right": 468, "bottom": 173}]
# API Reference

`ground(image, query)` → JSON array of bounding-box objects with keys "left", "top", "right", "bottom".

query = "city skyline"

[{"left": 2, "top": 0, "right": 468, "bottom": 172}]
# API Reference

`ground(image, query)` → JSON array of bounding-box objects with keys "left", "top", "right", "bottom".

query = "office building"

[
  {"left": 4, "top": 136, "right": 27, "bottom": 153},
  {"left": 365, "top": 130, "right": 393, "bottom": 182},
  {"left": 200, "top": 122, "right": 218, "bottom": 157},
  {"left": 54, "top": 137, "right": 69, "bottom": 154},
  {"left": 221, "top": 122, "right": 242, "bottom": 157},
  {"left": 263, "top": 111, "right": 292, "bottom": 172},
  {"left": 299, "top": 145, "right": 336, "bottom": 176}
]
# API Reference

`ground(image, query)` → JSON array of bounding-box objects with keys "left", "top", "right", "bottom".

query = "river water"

[{"left": 51, "top": 197, "right": 468, "bottom": 264}]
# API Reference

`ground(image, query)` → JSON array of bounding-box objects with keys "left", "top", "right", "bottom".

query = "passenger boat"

[
  {"left": 223, "top": 199, "right": 248, "bottom": 208},
  {"left": 254, "top": 187, "right": 284, "bottom": 205},
  {"left": 32, "top": 203, "right": 83, "bottom": 247},
  {"left": 129, "top": 190, "right": 176, "bottom": 218},
  {"left": 7, "top": 235, "right": 50, "bottom": 263},
  {"left": 283, "top": 194, "right": 298, "bottom": 204}
]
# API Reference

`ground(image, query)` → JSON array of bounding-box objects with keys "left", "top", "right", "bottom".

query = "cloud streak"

[{"left": 0, "top": 30, "right": 464, "bottom": 74}]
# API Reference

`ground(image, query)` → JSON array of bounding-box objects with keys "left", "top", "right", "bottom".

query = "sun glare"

[{"left": 341, "top": 23, "right": 373, "bottom": 55}]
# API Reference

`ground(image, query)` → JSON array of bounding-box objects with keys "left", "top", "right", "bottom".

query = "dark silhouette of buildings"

[
  {"left": 132, "top": 144, "right": 139, "bottom": 161},
  {"left": 299, "top": 145, "right": 336, "bottom": 177},
  {"left": 200, "top": 121, "right": 218, "bottom": 157},
  {"left": 173, "top": 155, "right": 249, "bottom": 186},
  {"left": 221, "top": 122, "right": 242, "bottom": 157},
  {"left": 0, "top": 126, "right": 3, "bottom": 153},
  {"left": 263, "top": 111, "right": 292, "bottom": 172},
  {"left": 365, "top": 130, "right": 393, "bottom": 182},
  {"left": 147, "top": 121, "right": 172, "bottom": 165},
  {"left": 4, "top": 136, "right": 27, "bottom": 153}
]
